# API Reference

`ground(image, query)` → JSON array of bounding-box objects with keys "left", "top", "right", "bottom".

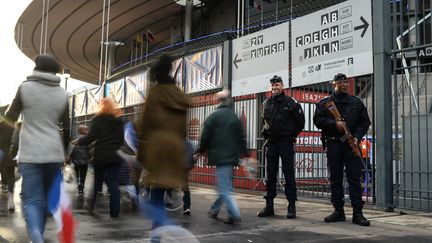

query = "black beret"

[
  {"left": 270, "top": 75, "right": 283, "bottom": 84},
  {"left": 333, "top": 73, "right": 347, "bottom": 81}
]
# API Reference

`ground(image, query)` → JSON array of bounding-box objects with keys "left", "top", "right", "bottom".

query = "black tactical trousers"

[
  {"left": 265, "top": 141, "right": 297, "bottom": 201},
  {"left": 326, "top": 140, "right": 363, "bottom": 208}
]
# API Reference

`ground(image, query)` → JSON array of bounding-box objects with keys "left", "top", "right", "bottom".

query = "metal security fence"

[
  {"left": 183, "top": 77, "right": 375, "bottom": 204},
  {"left": 391, "top": 0, "right": 432, "bottom": 211},
  {"left": 70, "top": 75, "right": 376, "bottom": 206}
]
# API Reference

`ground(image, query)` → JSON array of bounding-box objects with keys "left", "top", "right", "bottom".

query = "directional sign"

[
  {"left": 231, "top": 23, "right": 289, "bottom": 97},
  {"left": 354, "top": 16, "right": 369, "bottom": 38},
  {"left": 233, "top": 53, "right": 241, "bottom": 69},
  {"left": 292, "top": 0, "right": 373, "bottom": 86},
  {"left": 397, "top": 46, "right": 432, "bottom": 58}
]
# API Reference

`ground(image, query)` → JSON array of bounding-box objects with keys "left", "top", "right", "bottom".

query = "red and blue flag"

[{"left": 48, "top": 170, "right": 76, "bottom": 243}]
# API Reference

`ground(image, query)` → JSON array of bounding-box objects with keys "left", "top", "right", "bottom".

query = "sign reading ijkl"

[
  {"left": 292, "top": 0, "right": 373, "bottom": 86},
  {"left": 231, "top": 22, "right": 289, "bottom": 97}
]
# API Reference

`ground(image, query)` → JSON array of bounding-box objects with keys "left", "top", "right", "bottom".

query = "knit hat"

[{"left": 34, "top": 54, "right": 61, "bottom": 74}]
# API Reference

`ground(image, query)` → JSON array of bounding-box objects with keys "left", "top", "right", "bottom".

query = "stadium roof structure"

[{"left": 15, "top": 0, "right": 344, "bottom": 84}]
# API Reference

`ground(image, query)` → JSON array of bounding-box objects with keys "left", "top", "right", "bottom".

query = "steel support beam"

[
  {"left": 185, "top": 0, "right": 193, "bottom": 41},
  {"left": 373, "top": 0, "right": 394, "bottom": 211}
]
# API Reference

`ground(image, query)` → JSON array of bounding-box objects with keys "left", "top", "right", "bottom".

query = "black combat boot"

[
  {"left": 352, "top": 207, "right": 370, "bottom": 226},
  {"left": 324, "top": 207, "right": 346, "bottom": 222},
  {"left": 286, "top": 201, "right": 296, "bottom": 219},
  {"left": 257, "top": 198, "right": 275, "bottom": 217}
]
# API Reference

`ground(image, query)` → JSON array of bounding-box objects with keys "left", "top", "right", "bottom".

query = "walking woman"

[
  {"left": 73, "top": 97, "right": 124, "bottom": 218},
  {"left": 137, "top": 54, "right": 191, "bottom": 228}
]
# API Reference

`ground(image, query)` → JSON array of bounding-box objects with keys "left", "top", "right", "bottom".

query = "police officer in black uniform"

[
  {"left": 313, "top": 73, "right": 371, "bottom": 226},
  {"left": 257, "top": 75, "right": 305, "bottom": 219}
]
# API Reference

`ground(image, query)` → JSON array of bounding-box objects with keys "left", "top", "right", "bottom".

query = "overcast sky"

[{"left": 0, "top": 1, "right": 88, "bottom": 106}]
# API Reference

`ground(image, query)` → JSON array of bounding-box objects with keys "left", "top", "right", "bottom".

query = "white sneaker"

[{"left": 7, "top": 192, "right": 15, "bottom": 211}]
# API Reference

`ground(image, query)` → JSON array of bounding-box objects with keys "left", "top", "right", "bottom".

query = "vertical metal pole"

[
  {"left": 40, "top": 0, "right": 46, "bottom": 54},
  {"left": 145, "top": 36, "right": 149, "bottom": 62},
  {"left": 106, "top": 42, "right": 115, "bottom": 79},
  {"left": 373, "top": 0, "right": 394, "bottom": 211},
  {"left": 18, "top": 23, "right": 24, "bottom": 51},
  {"left": 123, "top": 77, "right": 127, "bottom": 110},
  {"left": 43, "top": 0, "right": 50, "bottom": 54},
  {"left": 200, "top": 2, "right": 204, "bottom": 35},
  {"left": 288, "top": 0, "right": 292, "bottom": 95},
  {"left": 130, "top": 39, "right": 133, "bottom": 67},
  {"left": 104, "top": 0, "right": 111, "bottom": 82},
  {"left": 241, "top": 0, "right": 244, "bottom": 36},
  {"left": 260, "top": 0, "right": 263, "bottom": 29},
  {"left": 223, "top": 39, "right": 233, "bottom": 92},
  {"left": 20, "top": 24, "right": 24, "bottom": 50},
  {"left": 247, "top": 0, "right": 250, "bottom": 34},
  {"left": 237, "top": 0, "right": 240, "bottom": 36},
  {"left": 98, "top": 0, "right": 106, "bottom": 86},
  {"left": 71, "top": 94, "right": 75, "bottom": 138},
  {"left": 185, "top": 0, "right": 193, "bottom": 41}
]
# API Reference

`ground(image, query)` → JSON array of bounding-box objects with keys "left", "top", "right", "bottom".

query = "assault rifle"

[
  {"left": 324, "top": 100, "right": 361, "bottom": 157},
  {"left": 262, "top": 119, "right": 271, "bottom": 147}
]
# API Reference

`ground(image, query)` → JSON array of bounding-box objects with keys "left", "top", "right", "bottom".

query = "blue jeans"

[
  {"left": 209, "top": 165, "right": 241, "bottom": 219},
  {"left": 19, "top": 163, "right": 62, "bottom": 243},
  {"left": 150, "top": 188, "right": 167, "bottom": 228}
]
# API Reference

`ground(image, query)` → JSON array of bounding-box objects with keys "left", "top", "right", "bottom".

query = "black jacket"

[
  {"left": 0, "top": 122, "right": 14, "bottom": 167},
  {"left": 70, "top": 135, "right": 91, "bottom": 166},
  {"left": 262, "top": 93, "right": 305, "bottom": 143},
  {"left": 313, "top": 92, "right": 371, "bottom": 142},
  {"left": 198, "top": 103, "right": 247, "bottom": 166},
  {"left": 78, "top": 114, "right": 124, "bottom": 164}
]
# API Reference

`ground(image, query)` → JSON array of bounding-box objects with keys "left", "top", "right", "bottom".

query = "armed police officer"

[
  {"left": 313, "top": 73, "right": 371, "bottom": 226},
  {"left": 257, "top": 75, "right": 305, "bottom": 219}
]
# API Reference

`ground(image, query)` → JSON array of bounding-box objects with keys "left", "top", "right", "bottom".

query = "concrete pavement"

[{"left": 0, "top": 183, "right": 431, "bottom": 242}]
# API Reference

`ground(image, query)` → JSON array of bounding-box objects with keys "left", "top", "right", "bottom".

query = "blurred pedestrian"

[
  {"left": 0, "top": 108, "right": 15, "bottom": 211},
  {"left": 137, "top": 54, "right": 191, "bottom": 228},
  {"left": 4, "top": 54, "right": 70, "bottom": 242},
  {"left": 122, "top": 120, "right": 141, "bottom": 202},
  {"left": 117, "top": 123, "right": 140, "bottom": 211},
  {"left": 0, "top": 106, "right": 13, "bottom": 195},
  {"left": 73, "top": 98, "right": 124, "bottom": 218},
  {"left": 68, "top": 125, "right": 90, "bottom": 195},
  {"left": 195, "top": 89, "right": 247, "bottom": 225},
  {"left": 181, "top": 140, "right": 196, "bottom": 215}
]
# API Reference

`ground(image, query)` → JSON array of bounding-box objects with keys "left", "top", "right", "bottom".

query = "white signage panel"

[
  {"left": 232, "top": 22, "right": 289, "bottom": 97},
  {"left": 292, "top": 0, "right": 373, "bottom": 86}
]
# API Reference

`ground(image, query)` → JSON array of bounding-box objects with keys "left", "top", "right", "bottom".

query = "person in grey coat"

[
  {"left": 5, "top": 54, "right": 70, "bottom": 243},
  {"left": 195, "top": 89, "right": 248, "bottom": 225}
]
